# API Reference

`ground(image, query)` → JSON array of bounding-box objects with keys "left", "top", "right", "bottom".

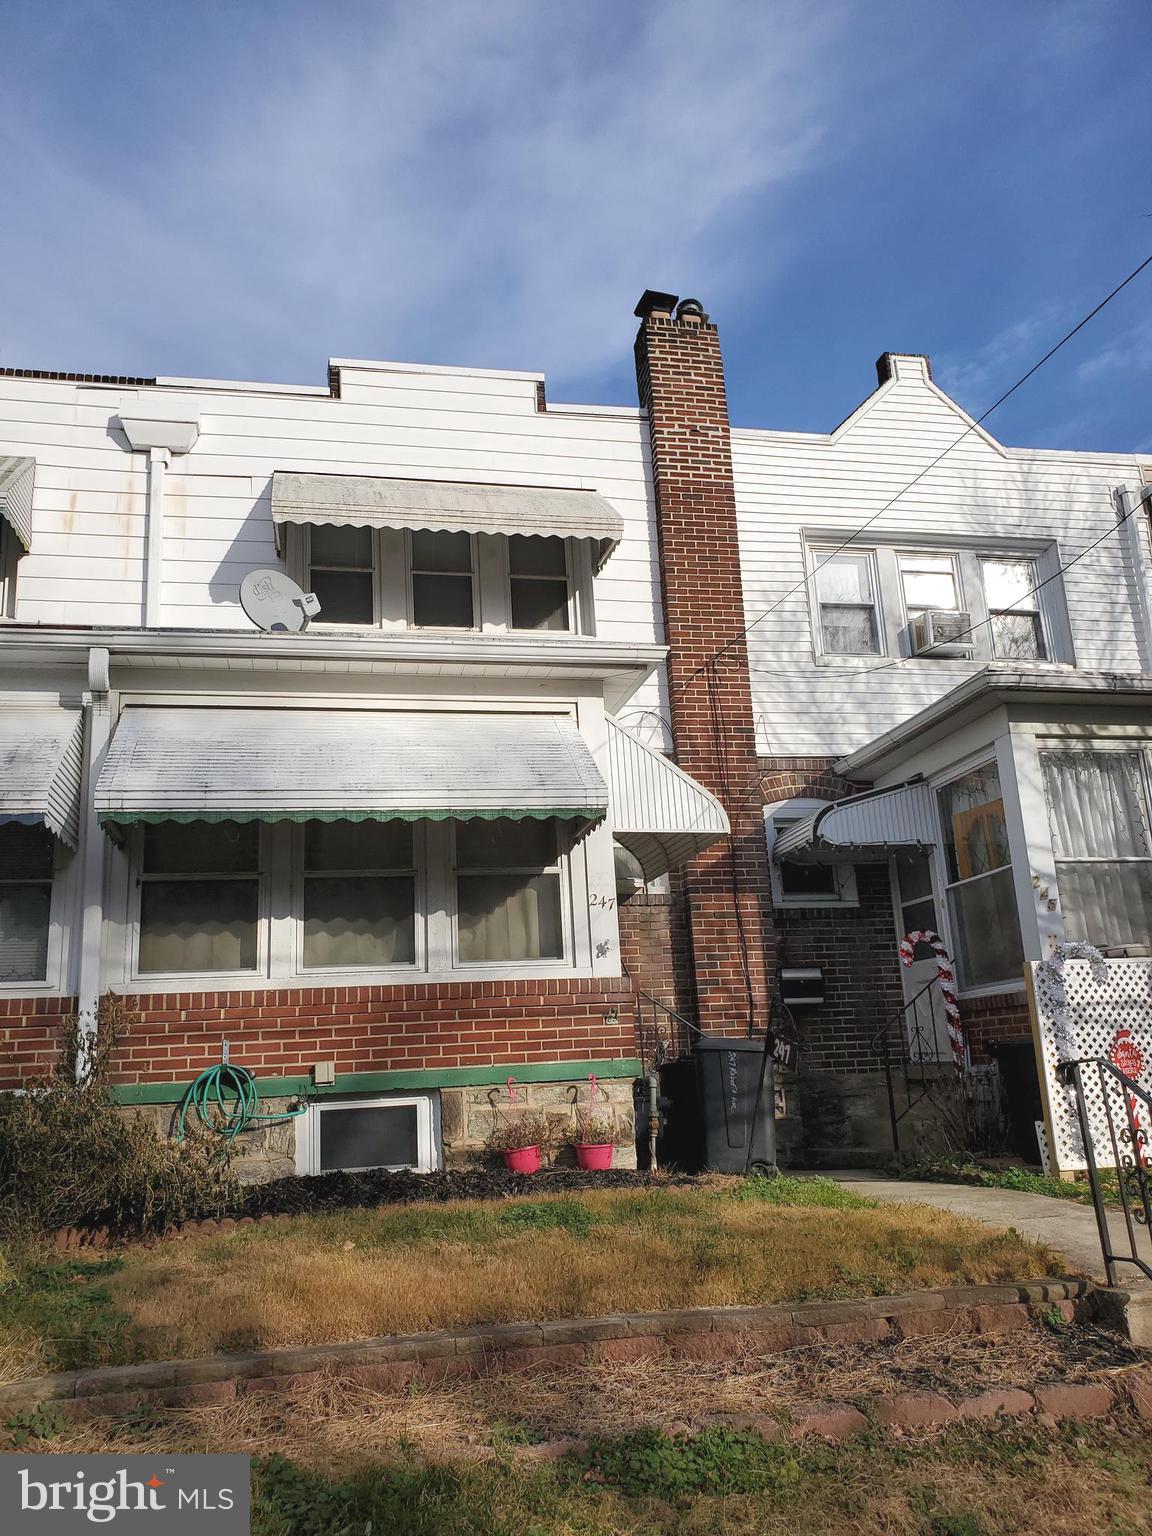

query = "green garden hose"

[{"left": 176, "top": 1062, "right": 308, "bottom": 1146}]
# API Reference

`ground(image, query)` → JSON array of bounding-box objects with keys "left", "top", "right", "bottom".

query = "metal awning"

[
  {"left": 773, "top": 781, "right": 937, "bottom": 864},
  {"left": 95, "top": 707, "right": 609, "bottom": 826},
  {"left": 270, "top": 473, "right": 624, "bottom": 567},
  {"left": 607, "top": 717, "right": 729, "bottom": 880},
  {"left": 0, "top": 707, "right": 85, "bottom": 845},
  {"left": 0, "top": 457, "right": 35, "bottom": 549}
]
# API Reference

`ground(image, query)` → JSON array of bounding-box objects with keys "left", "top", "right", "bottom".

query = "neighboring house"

[{"left": 1, "top": 297, "right": 1149, "bottom": 1172}]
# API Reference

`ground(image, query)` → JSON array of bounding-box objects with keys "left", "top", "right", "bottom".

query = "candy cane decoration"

[{"left": 899, "top": 930, "right": 965, "bottom": 1068}]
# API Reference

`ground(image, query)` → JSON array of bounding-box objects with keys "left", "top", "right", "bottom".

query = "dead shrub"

[{"left": 0, "top": 997, "right": 235, "bottom": 1239}]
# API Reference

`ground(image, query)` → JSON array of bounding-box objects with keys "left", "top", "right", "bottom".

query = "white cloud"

[
  {"left": 934, "top": 312, "right": 1064, "bottom": 415},
  {"left": 0, "top": 0, "right": 849, "bottom": 391},
  {"left": 1076, "top": 314, "right": 1152, "bottom": 382}
]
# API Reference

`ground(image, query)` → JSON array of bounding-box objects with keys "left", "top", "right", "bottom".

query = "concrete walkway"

[{"left": 828, "top": 1170, "right": 1145, "bottom": 1282}]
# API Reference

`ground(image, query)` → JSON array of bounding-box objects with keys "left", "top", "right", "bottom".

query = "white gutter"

[{"left": 115, "top": 411, "right": 200, "bottom": 627}]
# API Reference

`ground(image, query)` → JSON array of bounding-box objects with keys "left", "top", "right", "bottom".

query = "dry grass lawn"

[{"left": 100, "top": 1178, "right": 1061, "bottom": 1360}]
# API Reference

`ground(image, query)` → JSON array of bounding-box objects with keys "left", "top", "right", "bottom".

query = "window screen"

[
  {"left": 509, "top": 536, "right": 570, "bottom": 631},
  {"left": 309, "top": 525, "right": 375, "bottom": 626},
  {"left": 0, "top": 824, "right": 53, "bottom": 982},
  {"left": 138, "top": 823, "right": 260, "bottom": 974},
  {"left": 411, "top": 531, "right": 474, "bottom": 628}
]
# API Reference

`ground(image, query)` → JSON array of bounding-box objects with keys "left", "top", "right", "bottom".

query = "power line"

[{"left": 667, "top": 250, "right": 1152, "bottom": 700}]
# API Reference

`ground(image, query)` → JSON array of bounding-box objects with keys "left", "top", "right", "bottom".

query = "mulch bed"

[{"left": 236, "top": 1166, "right": 700, "bottom": 1218}]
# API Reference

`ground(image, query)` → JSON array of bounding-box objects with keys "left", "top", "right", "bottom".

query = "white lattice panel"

[{"left": 1029, "top": 957, "right": 1152, "bottom": 1173}]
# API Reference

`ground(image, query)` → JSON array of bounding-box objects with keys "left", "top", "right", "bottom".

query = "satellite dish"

[{"left": 239, "top": 570, "right": 322, "bottom": 633}]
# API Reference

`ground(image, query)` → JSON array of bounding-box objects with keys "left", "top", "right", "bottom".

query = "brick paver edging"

[{"left": 0, "top": 1279, "right": 1094, "bottom": 1419}]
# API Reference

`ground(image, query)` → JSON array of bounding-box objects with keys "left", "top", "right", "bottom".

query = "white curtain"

[
  {"left": 1042, "top": 752, "right": 1149, "bottom": 858},
  {"left": 0, "top": 885, "right": 50, "bottom": 982},
  {"left": 458, "top": 873, "right": 562, "bottom": 962}
]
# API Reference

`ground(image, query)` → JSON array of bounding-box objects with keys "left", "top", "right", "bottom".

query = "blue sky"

[{"left": 1, "top": 0, "right": 1149, "bottom": 450}]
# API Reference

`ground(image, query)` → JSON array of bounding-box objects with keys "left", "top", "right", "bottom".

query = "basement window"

[{"left": 295, "top": 1095, "right": 436, "bottom": 1174}]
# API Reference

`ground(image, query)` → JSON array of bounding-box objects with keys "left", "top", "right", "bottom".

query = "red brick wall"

[
  {"left": 0, "top": 996, "right": 77, "bottom": 1089},
  {"left": 635, "top": 299, "right": 774, "bottom": 1036},
  {"left": 617, "top": 887, "right": 696, "bottom": 1060},
  {"left": 104, "top": 977, "right": 639, "bottom": 1085},
  {"left": 759, "top": 757, "right": 904, "bottom": 1074},
  {"left": 960, "top": 992, "right": 1032, "bottom": 1063}
]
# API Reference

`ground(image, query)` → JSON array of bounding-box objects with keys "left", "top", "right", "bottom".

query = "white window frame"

[
  {"left": 129, "top": 823, "right": 271, "bottom": 985},
  {"left": 764, "top": 798, "right": 859, "bottom": 909},
  {"left": 405, "top": 528, "right": 480, "bottom": 631},
  {"left": 1039, "top": 743, "right": 1152, "bottom": 949},
  {"left": 505, "top": 536, "right": 574, "bottom": 634},
  {"left": 932, "top": 756, "right": 1025, "bottom": 997},
  {"left": 897, "top": 549, "right": 964, "bottom": 634},
  {"left": 808, "top": 547, "right": 884, "bottom": 660},
  {"left": 294, "top": 1093, "right": 437, "bottom": 1175},
  {"left": 449, "top": 818, "right": 574, "bottom": 969},
  {"left": 804, "top": 534, "right": 1066, "bottom": 666},
  {"left": 292, "top": 525, "right": 598, "bottom": 636},
  {"left": 981, "top": 555, "right": 1050, "bottom": 662},
  {"left": 292, "top": 820, "right": 426, "bottom": 977},
  {"left": 305, "top": 524, "right": 379, "bottom": 629},
  {"left": 0, "top": 824, "right": 63, "bottom": 989}
]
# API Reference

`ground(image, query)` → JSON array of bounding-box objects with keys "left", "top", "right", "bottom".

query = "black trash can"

[
  {"left": 695, "top": 1034, "right": 776, "bottom": 1173},
  {"left": 988, "top": 1038, "right": 1044, "bottom": 1163}
]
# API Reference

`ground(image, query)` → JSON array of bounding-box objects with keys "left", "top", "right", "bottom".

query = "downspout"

[
  {"left": 115, "top": 409, "right": 200, "bottom": 628},
  {"left": 75, "top": 645, "right": 112, "bottom": 1079},
  {"left": 143, "top": 448, "right": 169, "bottom": 628}
]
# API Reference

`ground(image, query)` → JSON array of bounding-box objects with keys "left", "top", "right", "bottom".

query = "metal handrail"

[
  {"left": 633, "top": 987, "right": 699, "bottom": 1067},
  {"left": 1059, "top": 1056, "right": 1152, "bottom": 1286},
  {"left": 873, "top": 975, "right": 954, "bottom": 1154}
]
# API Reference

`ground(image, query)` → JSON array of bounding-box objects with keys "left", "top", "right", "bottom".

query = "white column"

[
  {"left": 997, "top": 726, "right": 1063, "bottom": 963},
  {"left": 75, "top": 646, "right": 112, "bottom": 1076},
  {"left": 143, "top": 448, "right": 169, "bottom": 628},
  {"left": 575, "top": 695, "right": 622, "bottom": 976}
]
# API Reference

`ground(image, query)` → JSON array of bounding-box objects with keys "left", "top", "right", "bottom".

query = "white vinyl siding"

[{"left": 735, "top": 357, "right": 1146, "bottom": 756}]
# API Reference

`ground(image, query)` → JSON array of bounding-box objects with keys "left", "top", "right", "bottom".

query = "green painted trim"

[
  {"left": 99, "top": 807, "right": 604, "bottom": 826},
  {"left": 112, "top": 1058, "right": 643, "bottom": 1105}
]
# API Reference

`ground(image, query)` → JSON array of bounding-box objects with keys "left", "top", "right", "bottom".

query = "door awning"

[
  {"left": 0, "top": 707, "right": 85, "bottom": 846},
  {"left": 270, "top": 473, "right": 624, "bottom": 568},
  {"left": 0, "top": 457, "right": 35, "bottom": 549},
  {"left": 95, "top": 707, "right": 609, "bottom": 826},
  {"left": 607, "top": 717, "right": 729, "bottom": 880},
  {"left": 773, "top": 782, "right": 937, "bottom": 864}
]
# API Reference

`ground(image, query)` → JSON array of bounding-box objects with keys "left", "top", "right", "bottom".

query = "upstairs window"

[
  {"left": 508, "top": 536, "right": 571, "bottom": 632},
  {"left": 454, "top": 819, "right": 564, "bottom": 963},
  {"left": 138, "top": 823, "right": 261, "bottom": 975},
  {"left": 0, "top": 825, "right": 54, "bottom": 983},
  {"left": 410, "top": 531, "right": 475, "bottom": 628},
  {"left": 983, "top": 558, "right": 1045, "bottom": 660},
  {"left": 898, "top": 552, "right": 961, "bottom": 623},
  {"left": 814, "top": 552, "right": 880, "bottom": 655},
  {"left": 308, "top": 525, "right": 375, "bottom": 626}
]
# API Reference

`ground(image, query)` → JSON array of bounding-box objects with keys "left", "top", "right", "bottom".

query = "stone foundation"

[{"left": 131, "top": 1076, "right": 639, "bottom": 1182}]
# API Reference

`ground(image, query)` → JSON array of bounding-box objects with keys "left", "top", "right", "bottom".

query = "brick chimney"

[{"left": 633, "top": 291, "right": 774, "bottom": 1036}]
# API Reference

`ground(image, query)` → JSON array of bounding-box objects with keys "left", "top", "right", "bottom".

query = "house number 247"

[{"left": 589, "top": 894, "right": 616, "bottom": 910}]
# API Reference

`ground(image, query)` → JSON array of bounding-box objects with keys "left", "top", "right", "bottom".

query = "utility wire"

[{"left": 667, "top": 251, "right": 1152, "bottom": 700}]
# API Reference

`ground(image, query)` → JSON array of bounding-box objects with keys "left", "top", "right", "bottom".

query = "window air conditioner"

[{"left": 912, "top": 610, "right": 973, "bottom": 658}]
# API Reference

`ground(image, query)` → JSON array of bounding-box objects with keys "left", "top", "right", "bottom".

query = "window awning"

[
  {"left": 607, "top": 717, "right": 729, "bottom": 880},
  {"left": 0, "top": 707, "right": 85, "bottom": 846},
  {"left": 270, "top": 473, "right": 624, "bottom": 568},
  {"left": 0, "top": 457, "right": 35, "bottom": 549},
  {"left": 95, "top": 707, "right": 609, "bottom": 826},
  {"left": 772, "top": 782, "right": 937, "bottom": 864}
]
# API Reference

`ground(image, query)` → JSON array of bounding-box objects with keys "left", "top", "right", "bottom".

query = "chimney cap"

[{"left": 634, "top": 289, "right": 680, "bottom": 319}]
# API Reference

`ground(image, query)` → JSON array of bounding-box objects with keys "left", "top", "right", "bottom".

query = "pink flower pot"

[
  {"left": 575, "top": 1143, "right": 614, "bottom": 1171},
  {"left": 502, "top": 1145, "right": 541, "bottom": 1175}
]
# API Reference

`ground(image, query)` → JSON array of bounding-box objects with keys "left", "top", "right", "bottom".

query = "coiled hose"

[{"left": 176, "top": 1062, "right": 308, "bottom": 1146}]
